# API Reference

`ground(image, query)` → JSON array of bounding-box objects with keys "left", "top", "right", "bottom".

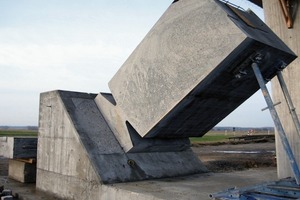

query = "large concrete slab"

[
  {"left": 264, "top": 0, "right": 300, "bottom": 180},
  {"left": 8, "top": 159, "right": 36, "bottom": 183},
  {"left": 97, "top": 0, "right": 296, "bottom": 149},
  {"left": 0, "top": 137, "right": 37, "bottom": 159}
]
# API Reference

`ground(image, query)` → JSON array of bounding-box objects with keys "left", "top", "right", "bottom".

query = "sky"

[{"left": 0, "top": 0, "right": 272, "bottom": 127}]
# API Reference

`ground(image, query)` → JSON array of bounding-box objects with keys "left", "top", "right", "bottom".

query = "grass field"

[
  {"left": 190, "top": 130, "right": 274, "bottom": 143},
  {"left": 190, "top": 134, "right": 229, "bottom": 143},
  {"left": 0, "top": 129, "right": 272, "bottom": 142},
  {"left": 190, "top": 131, "right": 237, "bottom": 143},
  {"left": 0, "top": 130, "right": 38, "bottom": 137}
]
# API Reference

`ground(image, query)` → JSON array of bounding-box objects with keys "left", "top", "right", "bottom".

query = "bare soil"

[{"left": 192, "top": 141, "right": 276, "bottom": 172}]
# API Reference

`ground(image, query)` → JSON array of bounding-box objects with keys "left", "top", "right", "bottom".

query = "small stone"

[{"left": 1, "top": 195, "right": 13, "bottom": 200}]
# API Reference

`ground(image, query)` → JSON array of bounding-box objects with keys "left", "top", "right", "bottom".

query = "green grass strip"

[{"left": 0, "top": 130, "right": 38, "bottom": 137}]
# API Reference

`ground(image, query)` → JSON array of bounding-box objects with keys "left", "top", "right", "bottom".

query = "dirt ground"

[
  {"left": 192, "top": 141, "right": 276, "bottom": 172},
  {"left": 0, "top": 141, "right": 276, "bottom": 199}
]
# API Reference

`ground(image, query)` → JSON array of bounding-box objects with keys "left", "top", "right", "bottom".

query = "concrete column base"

[{"left": 8, "top": 160, "right": 36, "bottom": 183}]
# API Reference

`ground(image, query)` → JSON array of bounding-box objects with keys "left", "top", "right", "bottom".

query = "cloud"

[
  {"left": 0, "top": 0, "right": 269, "bottom": 126},
  {"left": 0, "top": 36, "right": 129, "bottom": 92}
]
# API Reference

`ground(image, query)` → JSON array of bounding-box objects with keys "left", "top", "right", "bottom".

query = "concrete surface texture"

[
  {"left": 4, "top": 167, "right": 277, "bottom": 200},
  {"left": 109, "top": 168, "right": 277, "bottom": 200},
  {"left": 0, "top": 137, "right": 37, "bottom": 159},
  {"left": 100, "top": 0, "right": 246, "bottom": 141},
  {"left": 8, "top": 160, "right": 36, "bottom": 183},
  {"left": 0, "top": 137, "right": 13, "bottom": 158},
  {"left": 37, "top": 91, "right": 101, "bottom": 199},
  {"left": 264, "top": 0, "right": 300, "bottom": 179},
  {"left": 97, "top": 0, "right": 296, "bottom": 153},
  {"left": 37, "top": 90, "right": 206, "bottom": 199}
]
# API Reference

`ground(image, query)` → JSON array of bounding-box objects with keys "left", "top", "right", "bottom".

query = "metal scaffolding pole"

[
  {"left": 277, "top": 71, "right": 300, "bottom": 137},
  {"left": 252, "top": 62, "right": 300, "bottom": 185}
]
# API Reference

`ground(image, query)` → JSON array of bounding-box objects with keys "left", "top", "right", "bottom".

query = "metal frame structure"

[
  {"left": 277, "top": 71, "right": 300, "bottom": 137},
  {"left": 210, "top": 62, "right": 300, "bottom": 199},
  {"left": 210, "top": 177, "right": 300, "bottom": 199},
  {"left": 252, "top": 62, "right": 300, "bottom": 185}
]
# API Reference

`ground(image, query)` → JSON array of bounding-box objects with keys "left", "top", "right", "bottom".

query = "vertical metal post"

[
  {"left": 277, "top": 71, "right": 300, "bottom": 137},
  {"left": 252, "top": 62, "right": 300, "bottom": 185}
]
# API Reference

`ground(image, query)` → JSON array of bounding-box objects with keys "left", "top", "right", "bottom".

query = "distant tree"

[
  {"left": 27, "top": 126, "right": 38, "bottom": 131},
  {"left": 0, "top": 126, "right": 9, "bottom": 130}
]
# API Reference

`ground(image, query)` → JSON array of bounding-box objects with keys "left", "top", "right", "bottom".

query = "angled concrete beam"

[{"left": 96, "top": 0, "right": 296, "bottom": 151}]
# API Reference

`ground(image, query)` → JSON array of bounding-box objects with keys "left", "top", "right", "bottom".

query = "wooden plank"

[{"left": 16, "top": 158, "right": 36, "bottom": 164}]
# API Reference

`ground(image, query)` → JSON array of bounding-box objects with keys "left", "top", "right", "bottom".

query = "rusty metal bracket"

[{"left": 279, "top": 0, "right": 298, "bottom": 28}]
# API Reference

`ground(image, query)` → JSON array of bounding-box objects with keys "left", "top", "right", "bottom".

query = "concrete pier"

[
  {"left": 37, "top": 90, "right": 206, "bottom": 199},
  {"left": 264, "top": 0, "right": 300, "bottom": 180},
  {"left": 8, "top": 160, "right": 36, "bottom": 183}
]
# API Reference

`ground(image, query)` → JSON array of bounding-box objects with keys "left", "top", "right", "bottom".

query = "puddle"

[{"left": 213, "top": 150, "right": 275, "bottom": 154}]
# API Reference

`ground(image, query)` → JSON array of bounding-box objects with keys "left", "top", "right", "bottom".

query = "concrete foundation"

[
  {"left": 37, "top": 90, "right": 206, "bottom": 199},
  {"left": 2, "top": 166, "right": 277, "bottom": 200},
  {"left": 0, "top": 137, "right": 37, "bottom": 159},
  {"left": 8, "top": 160, "right": 36, "bottom": 183}
]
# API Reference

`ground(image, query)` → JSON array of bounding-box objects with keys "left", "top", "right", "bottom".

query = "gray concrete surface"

[
  {"left": 36, "top": 0, "right": 296, "bottom": 199},
  {"left": 8, "top": 160, "right": 36, "bottom": 183},
  {"left": 264, "top": 1, "right": 300, "bottom": 180},
  {"left": 0, "top": 137, "right": 37, "bottom": 159},
  {"left": 105, "top": 0, "right": 246, "bottom": 140},
  {"left": 37, "top": 90, "right": 206, "bottom": 199},
  {"left": 96, "top": 0, "right": 296, "bottom": 153},
  {"left": 2, "top": 166, "right": 277, "bottom": 200}
]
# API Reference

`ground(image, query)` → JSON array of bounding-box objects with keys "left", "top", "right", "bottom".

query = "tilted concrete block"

[
  {"left": 96, "top": 0, "right": 296, "bottom": 152},
  {"left": 0, "top": 137, "right": 37, "bottom": 159}
]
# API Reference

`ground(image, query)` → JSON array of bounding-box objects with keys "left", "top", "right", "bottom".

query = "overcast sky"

[{"left": 0, "top": 0, "right": 272, "bottom": 127}]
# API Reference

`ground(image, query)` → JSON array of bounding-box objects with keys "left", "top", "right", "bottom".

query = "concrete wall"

[
  {"left": 263, "top": 0, "right": 300, "bottom": 179},
  {"left": 37, "top": 91, "right": 101, "bottom": 199},
  {"left": 0, "top": 137, "right": 13, "bottom": 158},
  {"left": 0, "top": 137, "right": 37, "bottom": 159}
]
